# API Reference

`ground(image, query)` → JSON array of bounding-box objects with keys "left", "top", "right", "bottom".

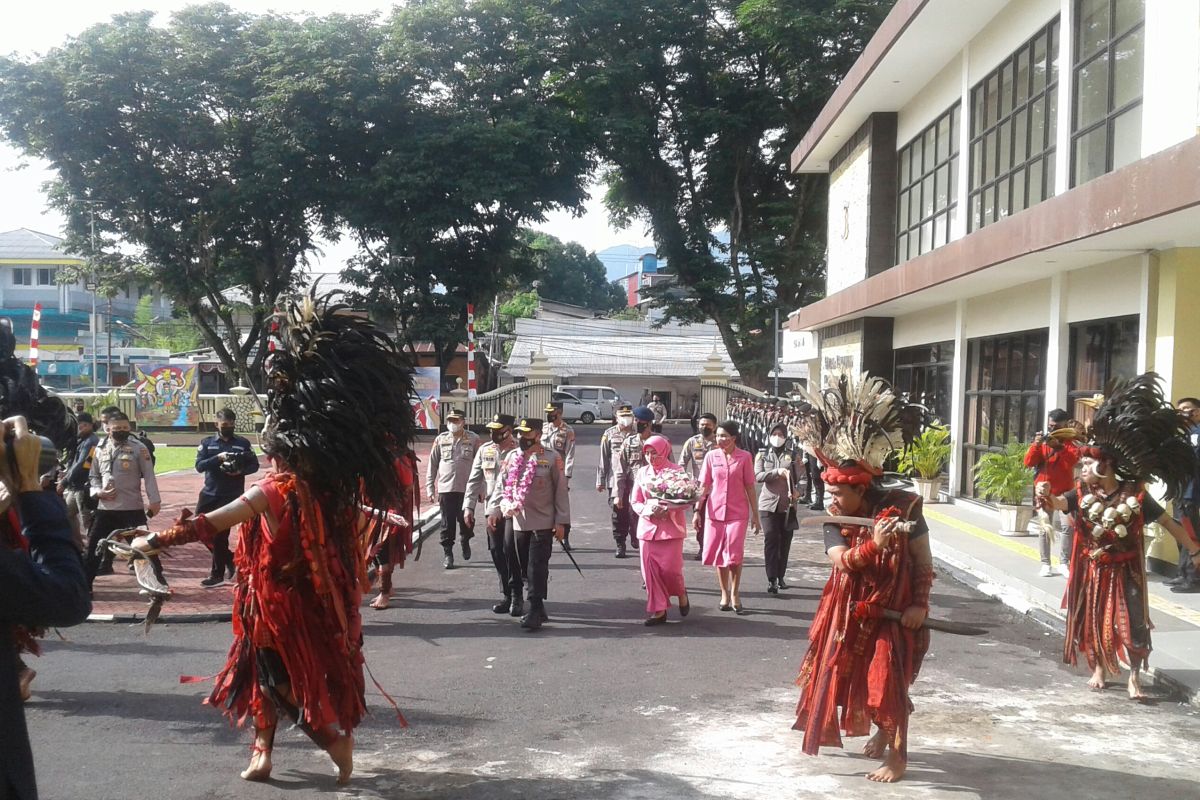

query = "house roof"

[{"left": 0, "top": 228, "right": 82, "bottom": 262}]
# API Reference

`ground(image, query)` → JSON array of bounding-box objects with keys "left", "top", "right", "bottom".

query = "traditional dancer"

[
  {"left": 127, "top": 291, "right": 415, "bottom": 784},
  {"left": 790, "top": 373, "right": 929, "bottom": 783},
  {"left": 629, "top": 435, "right": 691, "bottom": 625},
  {"left": 368, "top": 444, "right": 420, "bottom": 610},
  {"left": 1042, "top": 373, "right": 1200, "bottom": 700}
]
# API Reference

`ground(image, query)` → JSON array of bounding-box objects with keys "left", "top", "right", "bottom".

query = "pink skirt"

[
  {"left": 702, "top": 518, "right": 748, "bottom": 568},
  {"left": 640, "top": 537, "right": 687, "bottom": 614}
]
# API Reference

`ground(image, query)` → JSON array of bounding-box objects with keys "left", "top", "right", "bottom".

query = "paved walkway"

[{"left": 923, "top": 498, "right": 1200, "bottom": 703}]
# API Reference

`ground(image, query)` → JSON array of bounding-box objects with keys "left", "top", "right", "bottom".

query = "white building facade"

[{"left": 788, "top": 0, "right": 1200, "bottom": 498}]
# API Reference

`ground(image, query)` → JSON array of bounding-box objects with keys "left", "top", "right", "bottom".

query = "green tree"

[
  {"left": 131, "top": 296, "right": 205, "bottom": 353},
  {"left": 0, "top": 6, "right": 330, "bottom": 389},
  {"left": 524, "top": 231, "right": 626, "bottom": 311}
]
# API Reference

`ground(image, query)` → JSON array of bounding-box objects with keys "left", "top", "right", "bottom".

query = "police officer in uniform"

[
  {"left": 541, "top": 401, "right": 576, "bottom": 545},
  {"left": 679, "top": 412, "right": 718, "bottom": 560},
  {"left": 613, "top": 406, "right": 657, "bottom": 557},
  {"left": 755, "top": 421, "right": 802, "bottom": 594},
  {"left": 464, "top": 413, "right": 520, "bottom": 614},
  {"left": 426, "top": 408, "right": 481, "bottom": 569},
  {"left": 598, "top": 403, "right": 636, "bottom": 557},
  {"left": 194, "top": 408, "right": 259, "bottom": 587},
  {"left": 486, "top": 418, "right": 570, "bottom": 632}
]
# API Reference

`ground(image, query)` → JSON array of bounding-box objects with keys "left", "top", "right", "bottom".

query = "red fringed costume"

[
  {"left": 368, "top": 452, "right": 419, "bottom": 574},
  {"left": 794, "top": 489, "right": 932, "bottom": 761},
  {"left": 1062, "top": 481, "right": 1153, "bottom": 675}
]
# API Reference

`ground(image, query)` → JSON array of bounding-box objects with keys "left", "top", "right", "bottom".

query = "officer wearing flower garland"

[
  {"left": 464, "top": 413, "right": 520, "bottom": 616},
  {"left": 541, "top": 401, "right": 576, "bottom": 546},
  {"left": 487, "top": 417, "right": 570, "bottom": 631},
  {"left": 598, "top": 403, "right": 637, "bottom": 557}
]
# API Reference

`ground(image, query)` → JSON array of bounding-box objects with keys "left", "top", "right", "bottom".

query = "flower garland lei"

[{"left": 500, "top": 452, "right": 539, "bottom": 516}]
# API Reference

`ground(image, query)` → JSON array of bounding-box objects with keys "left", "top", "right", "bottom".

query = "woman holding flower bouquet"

[
  {"left": 697, "top": 421, "right": 760, "bottom": 614},
  {"left": 629, "top": 435, "right": 693, "bottom": 625}
]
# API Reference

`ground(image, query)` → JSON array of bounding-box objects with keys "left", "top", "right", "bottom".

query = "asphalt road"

[{"left": 24, "top": 423, "right": 1200, "bottom": 799}]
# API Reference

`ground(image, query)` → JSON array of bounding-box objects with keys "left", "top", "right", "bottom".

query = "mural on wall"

[
  {"left": 133, "top": 364, "right": 199, "bottom": 427},
  {"left": 411, "top": 367, "right": 441, "bottom": 429}
]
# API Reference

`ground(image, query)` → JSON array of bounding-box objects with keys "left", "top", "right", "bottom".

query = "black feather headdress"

[
  {"left": 262, "top": 289, "right": 417, "bottom": 527},
  {"left": 1084, "top": 372, "right": 1194, "bottom": 500},
  {"left": 0, "top": 319, "right": 75, "bottom": 455}
]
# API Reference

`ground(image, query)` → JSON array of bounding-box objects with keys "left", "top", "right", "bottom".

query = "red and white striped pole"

[
  {"left": 28, "top": 302, "right": 42, "bottom": 368},
  {"left": 466, "top": 303, "right": 477, "bottom": 398}
]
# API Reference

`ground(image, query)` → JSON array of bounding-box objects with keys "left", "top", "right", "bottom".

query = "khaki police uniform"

[
  {"left": 755, "top": 444, "right": 803, "bottom": 585},
  {"left": 426, "top": 426, "right": 482, "bottom": 561},
  {"left": 464, "top": 433, "right": 518, "bottom": 602},
  {"left": 598, "top": 422, "right": 636, "bottom": 547},
  {"left": 541, "top": 417, "right": 575, "bottom": 542},
  {"left": 679, "top": 432, "right": 717, "bottom": 555},
  {"left": 86, "top": 436, "right": 161, "bottom": 587}
]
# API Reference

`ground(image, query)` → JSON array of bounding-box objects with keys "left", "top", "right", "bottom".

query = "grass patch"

[{"left": 151, "top": 444, "right": 264, "bottom": 475}]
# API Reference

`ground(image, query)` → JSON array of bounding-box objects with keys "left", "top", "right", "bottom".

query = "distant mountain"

[{"left": 597, "top": 244, "right": 656, "bottom": 282}]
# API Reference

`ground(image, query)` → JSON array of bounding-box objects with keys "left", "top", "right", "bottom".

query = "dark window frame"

[
  {"left": 893, "top": 342, "right": 955, "bottom": 427},
  {"left": 1070, "top": 0, "right": 1145, "bottom": 186},
  {"left": 968, "top": 17, "right": 1061, "bottom": 231},
  {"left": 895, "top": 103, "right": 961, "bottom": 264},
  {"left": 12, "top": 268, "right": 32, "bottom": 286},
  {"left": 1066, "top": 314, "right": 1139, "bottom": 416}
]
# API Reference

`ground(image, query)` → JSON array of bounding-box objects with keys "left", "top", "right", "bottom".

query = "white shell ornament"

[
  {"left": 1114, "top": 523, "right": 1128, "bottom": 539},
  {"left": 1126, "top": 496, "right": 1141, "bottom": 515},
  {"left": 1092, "top": 524, "right": 1105, "bottom": 539},
  {"left": 1081, "top": 494, "right": 1096, "bottom": 508},
  {"left": 1101, "top": 507, "right": 1119, "bottom": 529},
  {"left": 1115, "top": 503, "right": 1131, "bottom": 522},
  {"left": 1087, "top": 503, "right": 1104, "bottom": 522}
]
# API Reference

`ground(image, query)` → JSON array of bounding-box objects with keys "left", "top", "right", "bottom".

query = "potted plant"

[
  {"left": 972, "top": 440, "right": 1036, "bottom": 535},
  {"left": 898, "top": 422, "right": 952, "bottom": 503}
]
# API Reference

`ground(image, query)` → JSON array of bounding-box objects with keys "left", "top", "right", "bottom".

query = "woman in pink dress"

[
  {"left": 697, "top": 420, "right": 760, "bottom": 614},
  {"left": 629, "top": 435, "right": 691, "bottom": 625}
]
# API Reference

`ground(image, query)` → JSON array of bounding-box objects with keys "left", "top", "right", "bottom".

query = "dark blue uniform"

[{"left": 195, "top": 434, "right": 259, "bottom": 583}]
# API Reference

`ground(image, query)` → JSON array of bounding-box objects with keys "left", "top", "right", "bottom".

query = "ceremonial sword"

[{"left": 559, "top": 539, "right": 584, "bottom": 577}]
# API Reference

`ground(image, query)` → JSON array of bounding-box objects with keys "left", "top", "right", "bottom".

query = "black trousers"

[
  {"left": 438, "top": 492, "right": 475, "bottom": 551},
  {"left": 197, "top": 492, "right": 238, "bottom": 579},
  {"left": 610, "top": 480, "right": 633, "bottom": 544},
  {"left": 805, "top": 455, "right": 824, "bottom": 507},
  {"left": 86, "top": 508, "right": 160, "bottom": 588},
  {"left": 487, "top": 517, "right": 521, "bottom": 598},
  {"left": 1176, "top": 502, "right": 1200, "bottom": 585},
  {"left": 512, "top": 529, "right": 554, "bottom": 605},
  {"left": 761, "top": 510, "right": 794, "bottom": 580}
]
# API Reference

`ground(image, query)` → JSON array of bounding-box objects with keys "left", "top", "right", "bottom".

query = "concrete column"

[
  {"left": 948, "top": 299, "right": 967, "bottom": 496},
  {"left": 699, "top": 350, "right": 729, "bottom": 419},
  {"left": 1136, "top": 252, "right": 1158, "bottom": 375},
  {"left": 1152, "top": 248, "right": 1200, "bottom": 400},
  {"left": 525, "top": 349, "right": 555, "bottom": 421},
  {"left": 1044, "top": 271, "right": 1069, "bottom": 414}
]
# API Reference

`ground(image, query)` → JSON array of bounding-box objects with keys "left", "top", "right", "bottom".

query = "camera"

[{"left": 218, "top": 455, "right": 241, "bottom": 475}]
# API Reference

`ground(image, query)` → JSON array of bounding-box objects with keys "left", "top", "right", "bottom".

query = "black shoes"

[
  {"left": 1170, "top": 583, "right": 1200, "bottom": 593},
  {"left": 521, "top": 605, "right": 548, "bottom": 631},
  {"left": 615, "top": 543, "right": 627, "bottom": 559},
  {"left": 809, "top": 503, "right": 824, "bottom": 511},
  {"left": 442, "top": 552, "right": 454, "bottom": 570},
  {"left": 492, "top": 597, "right": 512, "bottom": 614},
  {"left": 629, "top": 538, "right": 639, "bottom": 551},
  {"left": 509, "top": 596, "right": 524, "bottom": 618},
  {"left": 644, "top": 614, "right": 667, "bottom": 626},
  {"left": 200, "top": 575, "right": 224, "bottom": 589},
  {"left": 462, "top": 540, "right": 472, "bottom": 561},
  {"left": 777, "top": 578, "right": 789, "bottom": 590},
  {"left": 767, "top": 579, "right": 778, "bottom": 595}
]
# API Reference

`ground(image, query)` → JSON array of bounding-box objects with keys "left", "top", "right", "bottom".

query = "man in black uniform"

[{"left": 194, "top": 408, "right": 259, "bottom": 587}]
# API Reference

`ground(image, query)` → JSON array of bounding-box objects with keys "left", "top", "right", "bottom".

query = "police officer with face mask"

[
  {"left": 598, "top": 403, "right": 637, "bottom": 557},
  {"left": 679, "top": 412, "right": 718, "bottom": 560},
  {"left": 427, "top": 408, "right": 482, "bottom": 569},
  {"left": 464, "top": 414, "right": 521, "bottom": 615},
  {"left": 541, "top": 401, "right": 576, "bottom": 546},
  {"left": 613, "top": 406, "right": 657, "bottom": 557},
  {"left": 195, "top": 408, "right": 259, "bottom": 587},
  {"left": 755, "top": 422, "right": 802, "bottom": 594}
]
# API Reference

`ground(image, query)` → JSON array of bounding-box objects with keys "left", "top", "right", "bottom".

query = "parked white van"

[{"left": 555, "top": 385, "right": 622, "bottom": 419}]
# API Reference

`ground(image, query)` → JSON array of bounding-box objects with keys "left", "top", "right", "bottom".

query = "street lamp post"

[{"left": 86, "top": 206, "right": 98, "bottom": 387}]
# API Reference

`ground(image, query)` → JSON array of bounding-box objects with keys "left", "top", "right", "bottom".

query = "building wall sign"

[
  {"left": 826, "top": 138, "right": 871, "bottom": 294},
  {"left": 819, "top": 332, "right": 863, "bottom": 387},
  {"left": 782, "top": 329, "right": 819, "bottom": 362}
]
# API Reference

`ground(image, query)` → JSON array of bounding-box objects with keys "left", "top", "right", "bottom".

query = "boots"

[
  {"left": 521, "top": 601, "right": 548, "bottom": 631},
  {"left": 509, "top": 594, "right": 524, "bottom": 618},
  {"left": 492, "top": 595, "right": 512, "bottom": 614}
]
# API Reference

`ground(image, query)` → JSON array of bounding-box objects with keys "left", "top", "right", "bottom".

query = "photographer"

[
  {"left": 194, "top": 408, "right": 258, "bottom": 587},
  {"left": 85, "top": 411, "right": 161, "bottom": 590},
  {"left": 58, "top": 412, "right": 99, "bottom": 552},
  {"left": 1024, "top": 409, "right": 1079, "bottom": 577},
  {"left": 0, "top": 415, "right": 92, "bottom": 799}
]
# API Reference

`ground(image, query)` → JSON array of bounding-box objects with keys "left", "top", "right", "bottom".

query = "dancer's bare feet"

[
  {"left": 327, "top": 733, "right": 354, "bottom": 785},
  {"left": 1087, "top": 664, "right": 1108, "bottom": 691},
  {"left": 866, "top": 749, "right": 906, "bottom": 783},
  {"left": 240, "top": 745, "right": 272, "bottom": 782},
  {"left": 862, "top": 728, "right": 887, "bottom": 759},
  {"left": 17, "top": 667, "right": 36, "bottom": 702},
  {"left": 369, "top": 592, "right": 390, "bottom": 610},
  {"left": 1127, "top": 671, "right": 1147, "bottom": 702}
]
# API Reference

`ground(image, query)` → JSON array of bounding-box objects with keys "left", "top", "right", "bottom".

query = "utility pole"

[
  {"left": 87, "top": 205, "right": 98, "bottom": 387},
  {"left": 773, "top": 307, "right": 781, "bottom": 396},
  {"left": 106, "top": 295, "right": 113, "bottom": 386},
  {"left": 489, "top": 293, "right": 500, "bottom": 390}
]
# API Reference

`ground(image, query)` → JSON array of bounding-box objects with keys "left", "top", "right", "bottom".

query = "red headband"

[{"left": 820, "top": 463, "right": 876, "bottom": 486}]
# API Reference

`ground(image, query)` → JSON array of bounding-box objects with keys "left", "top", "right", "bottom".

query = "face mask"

[
  {"left": 618, "top": 416, "right": 634, "bottom": 429},
  {"left": 518, "top": 437, "right": 536, "bottom": 451},
  {"left": 769, "top": 435, "right": 786, "bottom": 449},
  {"left": 490, "top": 430, "right": 510, "bottom": 445},
  {"left": 636, "top": 421, "right": 650, "bottom": 434},
  {"left": 111, "top": 430, "right": 131, "bottom": 443},
  {"left": 447, "top": 422, "right": 463, "bottom": 434},
  {"left": 218, "top": 426, "right": 235, "bottom": 439},
  {"left": 547, "top": 414, "right": 558, "bottom": 423},
  {"left": 700, "top": 427, "right": 714, "bottom": 438}
]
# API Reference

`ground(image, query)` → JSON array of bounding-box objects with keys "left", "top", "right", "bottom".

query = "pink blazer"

[
  {"left": 699, "top": 448, "right": 754, "bottom": 522},
  {"left": 629, "top": 467, "right": 688, "bottom": 540}
]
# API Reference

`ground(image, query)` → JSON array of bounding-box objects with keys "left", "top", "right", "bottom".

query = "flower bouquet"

[{"left": 643, "top": 470, "right": 700, "bottom": 507}]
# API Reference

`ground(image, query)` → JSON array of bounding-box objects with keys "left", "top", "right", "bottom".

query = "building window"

[
  {"left": 896, "top": 103, "right": 961, "bottom": 264},
  {"left": 894, "top": 342, "right": 955, "bottom": 427},
  {"left": 1067, "top": 315, "right": 1138, "bottom": 420},
  {"left": 969, "top": 18, "right": 1060, "bottom": 231},
  {"left": 962, "top": 329, "right": 1049, "bottom": 498},
  {"left": 12, "top": 268, "right": 31, "bottom": 286},
  {"left": 37, "top": 268, "right": 55, "bottom": 286},
  {"left": 1071, "top": 0, "right": 1145, "bottom": 186}
]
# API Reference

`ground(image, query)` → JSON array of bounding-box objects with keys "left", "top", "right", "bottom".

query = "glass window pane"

[
  {"left": 911, "top": 182, "right": 922, "bottom": 226},
  {"left": 984, "top": 184, "right": 997, "bottom": 224},
  {"left": 951, "top": 105, "right": 961, "bottom": 154},
  {"left": 899, "top": 147, "right": 910, "bottom": 186},
  {"left": 948, "top": 205, "right": 959, "bottom": 241},
  {"left": 1028, "top": 157, "right": 1045, "bottom": 204},
  {"left": 922, "top": 173, "right": 935, "bottom": 217},
  {"left": 971, "top": 139, "right": 984, "bottom": 189},
  {"left": 1074, "top": 124, "right": 1108, "bottom": 185},
  {"left": 1000, "top": 63, "right": 1015, "bottom": 118},
  {"left": 998, "top": 123, "right": 1012, "bottom": 173},
  {"left": 1012, "top": 167, "right": 1027, "bottom": 213},
  {"left": 1033, "top": 33, "right": 1049, "bottom": 93},
  {"left": 971, "top": 193, "right": 983, "bottom": 231},
  {"left": 1113, "top": 26, "right": 1144, "bottom": 110},
  {"left": 920, "top": 219, "right": 932, "bottom": 254},
  {"left": 1047, "top": 87, "right": 1059, "bottom": 147},
  {"left": 1016, "top": 48, "right": 1031, "bottom": 106},
  {"left": 898, "top": 190, "right": 910, "bottom": 230},
  {"left": 1013, "top": 108, "right": 1029, "bottom": 162},
  {"left": 937, "top": 113, "right": 951, "bottom": 163},
  {"left": 949, "top": 157, "right": 959, "bottom": 205},
  {"left": 1030, "top": 96, "right": 1046, "bottom": 152},
  {"left": 995, "top": 338, "right": 1011, "bottom": 390},
  {"left": 1076, "top": 52, "right": 1111, "bottom": 130},
  {"left": 1077, "top": 0, "right": 1111, "bottom": 62},
  {"left": 1115, "top": 0, "right": 1145, "bottom": 38},
  {"left": 896, "top": 234, "right": 908, "bottom": 263},
  {"left": 1045, "top": 152, "right": 1057, "bottom": 194},
  {"left": 936, "top": 163, "right": 951, "bottom": 209},
  {"left": 973, "top": 88, "right": 987, "bottom": 137},
  {"left": 986, "top": 74, "right": 999, "bottom": 125},
  {"left": 1049, "top": 21, "right": 1059, "bottom": 85},
  {"left": 923, "top": 127, "right": 936, "bottom": 171},
  {"left": 1112, "top": 104, "right": 1143, "bottom": 169},
  {"left": 931, "top": 215, "right": 941, "bottom": 249},
  {"left": 997, "top": 177, "right": 1011, "bottom": 219}
]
